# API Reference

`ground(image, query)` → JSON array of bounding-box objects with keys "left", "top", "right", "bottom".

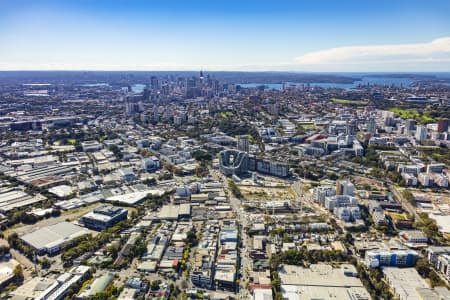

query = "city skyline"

[{"left": 1, "top": 0, "right": 450, "bottom": 71}]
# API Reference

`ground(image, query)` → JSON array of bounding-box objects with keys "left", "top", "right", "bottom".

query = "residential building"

[
  {"left": 415, "top": 125, "right": 428, "bottom": 142},
  {"left": 365, "top": 249, "right": 418, "bottom": 268}
]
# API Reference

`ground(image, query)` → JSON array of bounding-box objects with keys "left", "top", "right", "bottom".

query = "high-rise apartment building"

[
  {"left": 237, "top": 135, "right": 250, "bottom": 153},
  {"left": 415, "top": 125, "right": 428, "bottom": 142},
  {"left": 438, "top": 118, "right": 449, "bottom": 133}
]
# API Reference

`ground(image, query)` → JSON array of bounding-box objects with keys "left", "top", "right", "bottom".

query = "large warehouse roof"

[{"left": 20, "top": 221, "right": 89, "bottom": 251}]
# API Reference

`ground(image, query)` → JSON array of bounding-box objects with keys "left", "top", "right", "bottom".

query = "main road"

[{"left": 213, "top": 169, "right": 251, "bottom": 299}]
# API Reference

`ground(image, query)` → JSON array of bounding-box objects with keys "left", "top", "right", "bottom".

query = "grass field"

[
  {"left": 389, "top": 107, "right": 436, "bottom": 123},
  {"left": 387, "top": 211, "right": 409, "bottom": 220},
  {"left": 330, "top": 98, "right": 368, "bottom": 105},
  {"left": 218, "top": 111, "right": 234, "bottom": 118},
  {"left": 299, "top": 123, "right": 315, "bottom": 129}
]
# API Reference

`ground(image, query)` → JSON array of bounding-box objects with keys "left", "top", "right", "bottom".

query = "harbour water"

[{"left": 237, "top": 76, "right": 421, "bottom": 90}]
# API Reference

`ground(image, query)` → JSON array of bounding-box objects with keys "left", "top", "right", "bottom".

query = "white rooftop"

[{"left": 20, "top": 221, "right": 89, "bottom": 251}]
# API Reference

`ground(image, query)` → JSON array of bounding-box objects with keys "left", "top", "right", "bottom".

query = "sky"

[{"left": 1, "top": 0, "right": 450, "bottom": 72}]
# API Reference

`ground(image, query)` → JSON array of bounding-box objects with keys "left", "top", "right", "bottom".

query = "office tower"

[
  {"left": 405, "top": 119, "right": 416, "bottom": 135},
  {"left": 437, "top": 118, "right": 449, "bottom": 133},
  {"left": 150, "top": 76, "right": 159, "bottom": 91},
  {"left": 237, "top": 135, "right": 250, "bottom": 153},
  {"left": 415, "top": 125, "right": 428, "bottom": 142}
]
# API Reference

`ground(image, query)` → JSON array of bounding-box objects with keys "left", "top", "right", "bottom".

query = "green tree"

[
  {"left": 228, "top": 180, "right": 243, "bottom": 199},
  {"left": 13, "top": 264, "right": 24, "bottom": 283},
  {"left": 402, "top": 189, "right": 414, "bottom": 203},
  {"left": 108, "top": 144, "right": 123, "bottom": 159}
]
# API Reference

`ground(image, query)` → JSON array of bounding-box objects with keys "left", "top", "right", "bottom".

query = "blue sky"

[{"left": 1, "top": 0, "right": 450, "bottom": 71}]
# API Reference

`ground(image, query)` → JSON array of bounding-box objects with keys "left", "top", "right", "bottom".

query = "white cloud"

[
  {"left": 3, "top": 37, "right": 450, "bottom": 71},
  {"left": 295, "top": 37, "right": 450, "bottom": 71}
]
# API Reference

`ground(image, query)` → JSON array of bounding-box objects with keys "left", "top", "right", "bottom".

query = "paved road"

[
  {"left": 212, "top": 170, "right": 250, "bottom": 299},
  {"left": 224, "top": 177, "right": 251, "bottom": 299}
]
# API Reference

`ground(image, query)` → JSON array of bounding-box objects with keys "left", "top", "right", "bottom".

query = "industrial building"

[
  {"left": 0, "top": 187, "right": 46, "bottom": 213},
  {"left": 9, "top": 265, "right": 91, "bottom": 300},
  {"left": 20, "top": 221, "right": 90, "bottom": 255},
  {"left": 156, "top": 204, "right": 191, "bottom": 221},
  {"left": 0, "top": 259, "right": 19, "bottom": 289},
  {"left": 383, "top": 267, "right": 432, "bottom": 300},
  {"left": 15, "top": 164, "right": 76, "bottom": 185},
  {"left": 279, "top": 264, "right": 371, "bottom": 300}
]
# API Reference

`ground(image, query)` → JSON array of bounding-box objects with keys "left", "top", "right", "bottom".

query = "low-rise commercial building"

[
  {"left": 80, "top": 205, "right": 128, "bottom": 231},
  {"left": 279, "top": 264, "right": 371, "bottom": 300}
]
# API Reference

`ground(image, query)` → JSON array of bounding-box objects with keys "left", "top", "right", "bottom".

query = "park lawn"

[
  {"left": 421, "top": 114, "right": 435, "bottom": 122},
  {"left": 389, "top": 107, "right": 436, "bottom": 123},
  {"left": 330, "top": 98, "right": 368, "bottom": 105},
  {"left": 389, "top": 107, "right": 419, "bottom": 119},
  {"left": 67, "top": 138, "right": 77, "bottom": 145},
  {"left": 218, "top": 111, "right": 234, "bottom": 118}
]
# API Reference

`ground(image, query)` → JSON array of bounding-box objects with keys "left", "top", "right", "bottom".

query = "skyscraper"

[
  {"left": 237, "top": 135, "right": 250, "bottom": 153},
  {"left": 150, "top": 76, "right": 159, "bottom": 91}
]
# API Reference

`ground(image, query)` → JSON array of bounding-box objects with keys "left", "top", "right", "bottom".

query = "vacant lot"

[{"left": 239, "top": 185, "right": 295, "bottom": 201}]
